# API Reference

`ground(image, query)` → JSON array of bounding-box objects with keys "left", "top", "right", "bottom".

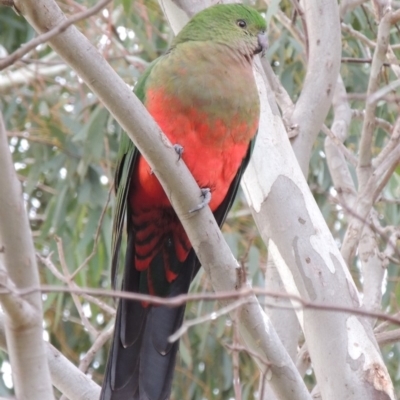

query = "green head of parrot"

[{"left": 172, "top": 4, "right": 268, "bottom": 57}]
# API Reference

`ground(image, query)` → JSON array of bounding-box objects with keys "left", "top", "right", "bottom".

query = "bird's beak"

[{"left": 256, "top": 32, "right": 268, "bottom": 57}]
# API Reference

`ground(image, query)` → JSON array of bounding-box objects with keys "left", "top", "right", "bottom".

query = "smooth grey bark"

[
  {"left": 241, "top": 68, "right": 395, "bottom": 399},
  {"left": 0, "top": 313, "right": 100, "bottom": 400},
  {"left": 0, "top": 111, "right": 53, "bottom": 399}
]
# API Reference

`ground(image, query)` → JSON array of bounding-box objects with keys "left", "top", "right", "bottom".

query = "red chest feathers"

[{"left": 131, "top": 88, "right": 258, "bottom": 212}]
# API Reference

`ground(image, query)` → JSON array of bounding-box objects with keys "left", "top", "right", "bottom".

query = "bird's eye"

[{"left": 236, "top": 19, "right": 247, "bottom": 29}]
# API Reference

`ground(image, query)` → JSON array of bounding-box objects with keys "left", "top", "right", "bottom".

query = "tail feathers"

[{"left": 101, "top": 250, "right": 198, "bottom": 400}]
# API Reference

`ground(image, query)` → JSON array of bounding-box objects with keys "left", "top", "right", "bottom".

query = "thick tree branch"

[
  {"left": 289, "top": 0, "right": 341, "bottom": 175},
  {"left": 0, "top": 261, "right": 36, "bottom": 325},
  {"left": 0, "top": 313, "right": 101, "bottom": 400},
  {"left": 0, "top": 111, "right": 53, "bottom": 398},
  {"left": 241, "top": 62, "right": 395, "bottom": 399}
]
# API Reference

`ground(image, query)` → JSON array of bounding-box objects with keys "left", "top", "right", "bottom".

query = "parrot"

[{"left": 100, "top": 4, "right": 267, "bottom": 400}]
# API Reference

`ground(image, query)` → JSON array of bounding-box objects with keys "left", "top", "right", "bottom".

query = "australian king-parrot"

[{"left": 100, "top": 4, "right": 267, "bottom": 400}]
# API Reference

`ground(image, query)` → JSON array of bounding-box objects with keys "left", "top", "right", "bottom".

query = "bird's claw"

[
  {"left": 189, "top": 188, "right": 211, "bottom": 213},
  {"left": 173, "top": 144, "right": 184, "bottom": 161}
]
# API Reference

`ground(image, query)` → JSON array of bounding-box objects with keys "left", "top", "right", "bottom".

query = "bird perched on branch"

[{"left": 101, "top": 4, "right": 267, "bottom": 400}]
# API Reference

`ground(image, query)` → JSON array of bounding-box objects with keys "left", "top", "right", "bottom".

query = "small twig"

[
  {"left": 341, "top": 57, "right": 393, "bottom": 67},
  {"left": 290, "top": 0, "right": 308, "bottom": 58},
  {"left": 169, "top": 298, "right": 249, "bottom": 343},
  {"left": 0, "top": 0, "right": 113, "bottom": 71},
  {"left": 375, "top": 311, "right": 400, "bottom": 333},
  {"left": 357, "top": 11, "right": 391, "bottom": 189},
  {"left": 260, "top": 57, "right": 295, "bottom": 134},
  {"left": 337, "top": 194, "right": 400, "bottom": 261},
  {"left": 4, "top": 283, "right": 400, "bottom": 327},
  {"left": 70, "top": 186, "right": 112, "bottom": 279},
  {"left": 341, "top": 22, "right": 376, "bottom": 48},
  {"left": 258, "top": 370, "right": 267, "bottom": 400},
  {"left": 322, "top": 124, "right": 358, "bottom": 166},
  {"left": 55, "top": 236, "right": 98, "bottom": 337},
  {"left": 351, "top": 110, "right": 393, "bottom": 134},
  {"left": 37, "top": 252, "right": 115, "bottom": 316},
  {"left": 232, "top": 309, "right": 242, "bottom": 400},
  {"left": 361, "top": 3, "right": 375, "bottom": 33},
  {"left": 270, "top": 7, "right": 305, "bottom": 47},
  {"left": 374, "top": 117, "right": 400, "bottom": 167},
  {"left": 373, "top": 143, "right": 400, "bottom": 200},
  {"left": 224, "top": 343, "right": 271, "bottom": 369},
  {"left": 16, "top": 173, "right": 57, "bottom": 195},
  {"left": 78, "top": 325, "right": 113, "bottom": 373},
  {"left": 367, "top": 79, "right": 400, "bottom": 104},
  {"left": 376, "top": 328, "right": 400, "bottom": 346}
]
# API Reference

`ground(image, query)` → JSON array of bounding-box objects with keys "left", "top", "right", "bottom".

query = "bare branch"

[
  {"left": 1, "top": 283, "right": 400, "bottom": 328},
  {"left": 0, "top": 0, "right": 112, "bottom": 71},
  {"left": 340, "top": 0, "right": 369, "bottom": 18},
  {"left": 376, "top": 328, "right": 400, "bottom": 346},
  {"left": 78, "top": 326, "right": 113, "bottom": 373},
  {"left": 351, "top": 109, "right": 393, "bottom": 133},
  {"left": 342, "top": 22, "right": 376, "bottom": 47},
  {"left": 0, "top": 312, "right": 101, "bottom": 400},
  {"left": 0, "top": 261, "right": 36, "bottom": 325},
  {"left": 290, "top": 0, "right": 342, "bottom": 175},
  {"left": 37, "top": 252, "right": 115, "bottom": 316},
  {"left": 55, "top": 236, "right": 98, "bottom": 338},
  {"left": 357, "top": 10, "right": 391, "bottom": 189},
  {"left": 0, "top": 108, "right": 53, "bottom": 399},
  {"left": 260, "top": 57, "right": 295, "bottom": 134}
]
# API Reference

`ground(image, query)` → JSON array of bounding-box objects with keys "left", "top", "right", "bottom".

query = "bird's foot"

[
  {"left": 173, "top": 144, "right": 184, "bottom": 161},
  {"left": 189, "top": 188, "right": 211, "bottom": 213}
]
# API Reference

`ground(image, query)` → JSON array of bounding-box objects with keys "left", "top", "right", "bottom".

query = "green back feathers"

[{"left": 172, "top": 4, "right": 266, "bottom": 48}]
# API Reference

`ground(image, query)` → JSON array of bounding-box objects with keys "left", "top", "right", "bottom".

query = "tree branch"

[
  {"left": 0, "top": 109, "right": 53, "bottom": 398},
  {"left": 289, "top": 0, "right": 342, "bottom": 175},
  {"left": 0, "top": 312, "right": 101, "bottom": 400},
  {"left": 0, "top": 0, "right": 113, "bottom": 71},
  {"left": 242, "top": 56, "right": 395, "bottom": 399}
]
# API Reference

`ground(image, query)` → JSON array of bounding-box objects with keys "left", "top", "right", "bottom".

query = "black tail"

[
  {"left": 101, "top": 232, "right": 198, "bottom": 400},
  {"left": 101, "top": 146, "right": 252, "bottom": 400}
]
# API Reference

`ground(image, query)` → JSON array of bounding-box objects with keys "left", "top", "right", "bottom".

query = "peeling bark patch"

[
  {"left": 365, "top": 363, "right": 392, "bottom": 397},
  {"left": 347, "top": 316, "right": 394, "bottom": 397}
]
